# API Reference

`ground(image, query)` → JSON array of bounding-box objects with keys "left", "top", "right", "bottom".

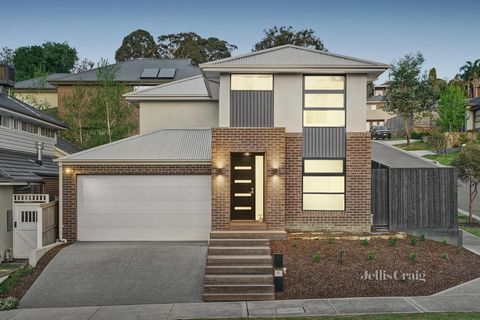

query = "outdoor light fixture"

[
  {"left": 64, "top": 168, "right": 74, "bottom": 174},
  {"left": 271, "top": 168, "right": 279, "bottom": 175}
]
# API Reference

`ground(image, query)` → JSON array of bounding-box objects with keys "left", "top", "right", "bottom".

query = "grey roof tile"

[
  {"left": 14, "top": 73, "right": 70, "bottom": 90},
  {"left": 0, "top": 148, "right": 59, "bottom": 183},
  {"left": 56, "top": 137, "right": 82, "bottom": 154}
]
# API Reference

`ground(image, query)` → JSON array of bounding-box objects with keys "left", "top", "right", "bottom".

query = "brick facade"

[
  {"left": 284, "top": 132, "right": 371, "bottom": 232},
  {"left": 211, "top": 128, "right": 286, "bottom": 231},
  {"left": 61, "top": 164, "right": 211, "bottom": 241}
]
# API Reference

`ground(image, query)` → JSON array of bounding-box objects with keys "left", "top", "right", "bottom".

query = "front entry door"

[{"left": 231, "top": 153, "right": 256, "bottom": 220}]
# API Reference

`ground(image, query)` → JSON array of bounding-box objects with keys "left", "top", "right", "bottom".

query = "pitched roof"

[
  {"left": 124, "top": 75, "right": 219, "bottom": 101},
  {"left": 0, "top": 148, "right": 59, "bottom": 183},
  {"left": 50, "top": 59, "right": 201, "bottom": 84},
  {"left": 201, "top": 45, "right": 388, "bottom": 68},
  {"left": 55, "top": 137, "right": 82, "bottom": 155},
  {"left": 14, "top": 73, "right": 70, "bottom": 90},
  {"left": 0, "top": 93, "right": 67, "bottom": 128},
  {"left": 468, "top": 97, "right": 480, "bottom": 107},
  {"left": 57, "top": 128, "right": 211, "bottom": 163}
]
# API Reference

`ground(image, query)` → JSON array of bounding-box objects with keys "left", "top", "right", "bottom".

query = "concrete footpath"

[{"left": 2, "top": 280, "right": 480, "bottom": 320}]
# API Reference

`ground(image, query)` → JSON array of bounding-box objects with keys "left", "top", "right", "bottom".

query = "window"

[
  {"left": 40, "top": 127, "right": 55, "bottom": 138},
  {"left": 21, "top": 122, "right": 39, "bottom": 134},
  {"left": 370, "top": 104, "right": 377, "bottom": 110},
  {"left": 13, "top": 118, "right": 19, "bottom": 130},
  {"left": 0, "top": 114, "right": 10, "bottom": 128},
  {"left": 303, "top": 76, "right": 345, "bottom": 127},
  {"left": 231, "top": 74, "right": 273, "bottom": 91},
  {"left": 302, "top": 159, "right": 345, "bottom": 211}
]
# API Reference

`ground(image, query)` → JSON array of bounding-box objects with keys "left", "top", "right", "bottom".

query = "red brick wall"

[
  {"left": 211, "top": 128, "right": 286, "bottom": 231},
  {"left": 285, "top": 132, "right": 371, "bottom": 232},
  {"left": 61, "top": 164, "right": 211, "bottom": 241}
]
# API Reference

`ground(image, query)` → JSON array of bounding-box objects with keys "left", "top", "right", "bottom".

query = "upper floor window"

[
  {"left": 0, "top": 114, "right": 9, "bottom": 128},
  {"left": 303, "top": 76, "right": 345, "bottom": 127},
  {"left": 40, "top": 127, "right": 55, "bottom": 138},
  {"left": 21, "top": 122, "right": 39, "bottom": 134},
  {"left": 13, "top": 118, "right": 19, "bottom": 130},
  {"left": 231, "top": 74, "right": 273, "bottom": 91}
]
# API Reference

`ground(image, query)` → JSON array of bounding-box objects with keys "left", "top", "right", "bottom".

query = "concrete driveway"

[{"left": 20, "top": 241, "right": 208, "bottom": 308}]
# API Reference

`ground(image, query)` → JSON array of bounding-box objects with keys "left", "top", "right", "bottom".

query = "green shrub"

[
  {"left": 419, "top": 234, "right": 426, "bottom": 241},
  {"left": 388, "top": 237, "right": 398, "bottom": 246},
  {"left": 442, "top": 252, "right": 449, "bottom": 260},
  {"left": 410, "top": 252, "right": 418, "bottom": 261},
  {"left": 0, "top": 266, "right": 33, "bottom": 294},
  {"left": 312, "top": 251, "right": 322, "bottom": 262},
  {"left": 367, "top": 251, "right": 375, "bottom": 260},
  {"left": 326, "top": 235, "right": 335, "bottom": 244},
  {"left": 0, "top": 297, "right": 18, "bottom": 311},
  {"left": 410, "top": 237, "right": 418, "bottom": 246},
  {"left": 361, "top": 238, "right": 370, "bottom": 246},
  {"left": 442, "top": 239, "right": 448, "bottom": 245},
  {"left": 410, "top": 131, "right": 424, "bottom": 139}
]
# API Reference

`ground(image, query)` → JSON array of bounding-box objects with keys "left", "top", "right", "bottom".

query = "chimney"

[
  {"left": 0, "top": 64, "right": 15, "bottom": 94},
  {"left": 36, "top": 142, "right": 44, "bottom": 165}
]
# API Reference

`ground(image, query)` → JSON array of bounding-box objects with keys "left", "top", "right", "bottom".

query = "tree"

[
  {"left": 115, "top": 29, "right": 159, "bottom": 62},
  {"left": 253, "top": 26, "right": 325, "bottom": 51},
  {"left": 459, "top": 60, "right": 480, "bottom": 98},
  {"left": 384, "top": 53, "right": 437, "bottom": 145},
  {"left": 435, "top": 83, "right": 467, "bottom": 132},
  {"left": 17, "top": 66, "right": 55, "bottom": 110},
  {"left": 73, "top": 58, "right": 95, "bottom": 73},
  {"left": 428, "top": 67, "right": 447, "bottom": 93},
  {"left": 90, "top": 59, "right": 135, "bottom": 145},
  {"left": 452, "top": 143, "right": 480, "bottom": 224},
  {"left": 0, "top": 47, "right": 14, "bottom": 66},
  {"left": 158, "top": 32, "right": 237, "bottom": 64},
  {"left": 12, "top": 42, "right": 78, "bottom": 80}
]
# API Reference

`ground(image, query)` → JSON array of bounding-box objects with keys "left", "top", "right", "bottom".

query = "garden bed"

[
  {"left": 271, "top": 233, "right": 480, "bottom": 300},
  {"left": 0, "top": 243, "right": 69, "bottom": 300}
]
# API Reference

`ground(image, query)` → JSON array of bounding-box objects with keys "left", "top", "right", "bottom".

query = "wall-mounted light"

[
  {"left": 212, "top": 167, "right": 224, "bottom": 175},
  {"left": 271, "top": 168, "right": 279, "bottom": 176},
  {"left": 64, "top": 168, "right": 74, "bottom": 174}
]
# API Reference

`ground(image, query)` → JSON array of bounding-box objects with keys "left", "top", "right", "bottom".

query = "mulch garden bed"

[
  {"left": 271, "top": 233, "right": 480, "bottom": 299},
  {"left": 0, "top": 243, "right": 69, "bottom": 300}
]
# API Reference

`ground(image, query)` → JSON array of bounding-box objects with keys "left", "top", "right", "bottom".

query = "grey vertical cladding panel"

[
  {"left": 230, "top": 91, "right": 273, "bottom": 127},
  {"left": 371, "top": 169, "right": 389, "bottom": 227},
  {"left": 302, "top": 127, "right": 345, "bottom": 158}
]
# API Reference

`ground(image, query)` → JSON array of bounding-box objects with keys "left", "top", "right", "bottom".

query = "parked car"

[{"left": 370, "top": 125, "right": 392, "bottom": 139}]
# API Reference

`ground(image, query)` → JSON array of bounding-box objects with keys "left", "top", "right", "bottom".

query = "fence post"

[{"left": 37, "top": 206, "right": 43, "bottom": 249}]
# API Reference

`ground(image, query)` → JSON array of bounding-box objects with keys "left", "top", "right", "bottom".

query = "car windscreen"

[{"left": 375, "top": 126, "right": 387, "bottom": 130}]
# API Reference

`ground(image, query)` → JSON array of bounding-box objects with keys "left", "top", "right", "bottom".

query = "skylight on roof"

[
  {"left": 158, "top": 68, "right": 176, "bottom": 79},
  {"left": 140, "top": 68, "right": 160, "bottom": 78}
]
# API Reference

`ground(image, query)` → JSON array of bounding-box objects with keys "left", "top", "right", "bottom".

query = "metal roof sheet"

[
  {"left": 14, "top": 73, "right": 70, "bottom": 90},
  {"left": 201, "top": 45, "right": 388, "bottom": 67},
  {"left": 51, "top": 59, "right": 201, "bottom": 83},
  {"left": 0, "top": 93, "right": 67, "bottom": 128},
  {"left": 57, "top": 128, "right": 212, "bottom": 162}
]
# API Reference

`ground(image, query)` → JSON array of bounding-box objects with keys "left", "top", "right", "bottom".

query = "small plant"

[
  {"left": 388, "top": 237, "right": 398, "bottom": 246},
  {"left": 326, "top": 235, "right": 336, "bottom": 244},
  {"left": 367, "top": 251, "right": 375, "bottom": 260},
  {"left": 0, "top": 296, "right": 18, "bottom": 311},
  {"left": 361, "top": 238, "right": 370, "bottom": 246},
  {"left": 442, "top": 252, "right": 449, "bottom": 260},
  {"left": 410, "top": 237, "right": 418, "bottom": 246},
  {"left": 419, "top": 233, "right": 426, "bottom": 241},
  {"left": 442, "top": 239, "right": 448, "bottom": 246},
  {"left": 312, "top": 251, "right": 321, "bottom": 262},
  {"left": 410, "top": 252, "right": 418, "bottom": 261}
]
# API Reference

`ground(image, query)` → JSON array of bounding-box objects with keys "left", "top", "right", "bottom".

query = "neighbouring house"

[
  {"left": 13, "top": 73, "right": 70, "bottom": 109},
  {"left": 57, "top": 45, "right": 389, "bottom": 243},
  {"left": 49, "top": 58, "right": 202, "bottom": 132},
  {"left": 366, "top": 82, "right": 393, "bottom": 130},
  {"left": 466, "top": 97, "right": 480, "bottom": 131},
  {"left": 0, "top": 65, "right": 70, "bottom": 260}
]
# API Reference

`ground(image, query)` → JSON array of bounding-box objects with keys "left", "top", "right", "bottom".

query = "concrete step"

[
  {"left": 204, "top": 274, "right": 273, "bottom": 285},
  {"left": 206, "top": 265, "right": 273, "bottom": 275},
  {"left": 204, "top": 284, "right": 274, "bottom": 294},
  {"left": 208, "top": 246, "right": 271, "bottom": 256},
  {"left": 203, "top": 293, "right": 275, "bottom": 302},
  {"left": 230, "top": 222, "right": 267, "bottom": 231},
  {"left": 209, "top": 239, "right": 270, "bottom": 247},
  {"left": 210, "top": 231, "right": 287, "bottom": 240},
  {"left": 207, "top": 255, "right": 272, "bottom": 266}
]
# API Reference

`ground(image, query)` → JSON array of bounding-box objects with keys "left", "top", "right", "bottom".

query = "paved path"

[
  {"left": 462, "top": 231, "right": 480, "bottom": 255},
  {"left": 19, "top": 242, "right": 208, "bottom": 308},
  {"left": 410, "top": 150, "right": 436, "bottom": 157}
]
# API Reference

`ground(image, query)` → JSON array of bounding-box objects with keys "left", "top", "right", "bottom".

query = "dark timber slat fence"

[{"left": 372, "top": 167, "right": 457, "bottom": 231}]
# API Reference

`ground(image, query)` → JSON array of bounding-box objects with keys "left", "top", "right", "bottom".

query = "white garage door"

[{"left": 77, "top": 175, "right": 211, "bottom": 241}]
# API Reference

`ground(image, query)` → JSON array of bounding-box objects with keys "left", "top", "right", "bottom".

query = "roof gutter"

[{"left": 55, "top": 160, "right": 212, "bottom": 165}]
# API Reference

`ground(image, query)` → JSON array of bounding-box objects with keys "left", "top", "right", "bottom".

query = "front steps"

[{"left": 203, "top": 231, "right": 285, "bottom": 302}]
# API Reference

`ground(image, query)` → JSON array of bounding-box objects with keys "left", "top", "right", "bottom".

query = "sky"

[{"left": 1, "top": 0, "right": 479, "bottom": 83}]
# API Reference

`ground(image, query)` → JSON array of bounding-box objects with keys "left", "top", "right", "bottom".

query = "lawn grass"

[
  {"left": 239, "top": 313, "right": 480, "bottom": 320},
  {"left": 0, "top": 267, "right": 33, "bottom": 294},
  {"left": 395, "top": 141, "right": 431, "bottom": 151},
  {"left": 424, "top": 151, "right": 459, "bottom": 166},
  {"left": 458, "top": 213, "right": 480, "bottom": 237},
  {"left": 0, "top": 263, "right": 23, "bottom": 277}
]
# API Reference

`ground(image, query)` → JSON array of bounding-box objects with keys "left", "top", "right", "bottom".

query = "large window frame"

[
  {"left": 230, "top": 74, "right": 273, "bottom": 91},
  {"left": 302, "top": 75, "right": 346, "bottom": 128},
  {"left": 302, "top": 158, "right": 346, "bottom": 211}
]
